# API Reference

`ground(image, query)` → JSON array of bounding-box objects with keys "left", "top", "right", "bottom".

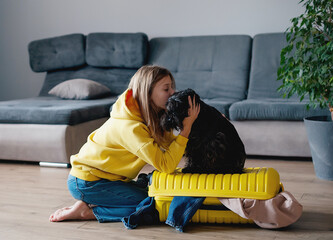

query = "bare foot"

[{"left": 49, "top": 201, "right": 96, "bottom": 222}]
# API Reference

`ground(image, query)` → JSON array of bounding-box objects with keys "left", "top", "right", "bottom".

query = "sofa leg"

[{"left": 39, "top": 162, "right": 71, "bottom": 168}]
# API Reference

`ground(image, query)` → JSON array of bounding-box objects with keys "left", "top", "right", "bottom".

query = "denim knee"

[{"left": 67, "top": 174, "right": 83, "bottom": 200}]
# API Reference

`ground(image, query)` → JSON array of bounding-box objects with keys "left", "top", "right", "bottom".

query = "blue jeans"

[
  {"left": 122, "top": 196, "right": 160, "bottom": 229},
  {"left": 166, "top": 196, "right": 205, "bottom": 232},
  {"left": 122, "top": 196, "right": 205, "bottom": 232},
  {"left": 67, "top": 174, "right": 148, "bottom": 222}
]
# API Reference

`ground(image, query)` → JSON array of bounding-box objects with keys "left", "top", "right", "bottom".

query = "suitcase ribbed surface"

[{"left": 149, "top": 167, "right": 281, "bottom": 200}]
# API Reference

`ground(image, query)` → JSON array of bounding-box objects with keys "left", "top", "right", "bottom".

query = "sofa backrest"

[
  {"left": 247, "top": 33, "right": 298, "bottom": 100},
  {"left": 29, "top": 34, "right": 86, "bottom": 72},
  {"left": 148, "top": 35, "right": 252, "bottom": 101},
  {"left": 28, "top": 33, "right": 148, "bottom": 96}
]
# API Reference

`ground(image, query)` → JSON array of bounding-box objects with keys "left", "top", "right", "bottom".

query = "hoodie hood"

[{"left": 111, "top": 89, "right": 143, "bottom": 122}]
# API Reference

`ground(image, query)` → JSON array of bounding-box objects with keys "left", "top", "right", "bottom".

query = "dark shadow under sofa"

[{"left": 0, "top": 32, "right": 329, "bottom": 165}]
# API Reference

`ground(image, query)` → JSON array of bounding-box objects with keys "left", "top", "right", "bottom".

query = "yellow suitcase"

[{"left": 148, "top": 167, "right": 283, "bottom": 223}]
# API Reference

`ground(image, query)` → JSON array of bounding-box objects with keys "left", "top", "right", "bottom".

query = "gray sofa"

[{"left": 0, "top": 32, "right": 329, "bottom": 165}]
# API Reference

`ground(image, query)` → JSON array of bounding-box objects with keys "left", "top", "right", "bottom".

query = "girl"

[{"left": 49, "top": 65, "right": 200, "bottom": 222}]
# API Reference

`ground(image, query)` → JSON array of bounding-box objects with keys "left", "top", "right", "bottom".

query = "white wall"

[{"left": 0, "top": 0, "right": 304, "bottom": 101}]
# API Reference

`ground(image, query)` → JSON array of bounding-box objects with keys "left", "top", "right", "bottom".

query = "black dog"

[{"left": 161, "top": 89, "right": 246, "bottom": 174}]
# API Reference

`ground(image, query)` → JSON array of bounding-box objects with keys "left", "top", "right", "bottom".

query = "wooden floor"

[{"left": 0, "top": 158, "right": 332, "bottom": 240}]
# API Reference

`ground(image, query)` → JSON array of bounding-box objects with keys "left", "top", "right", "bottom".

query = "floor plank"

[{"left": 0, "top": 159, "right": 332, "bottom": 240}]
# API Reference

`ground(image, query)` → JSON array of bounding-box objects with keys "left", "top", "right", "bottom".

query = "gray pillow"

[{"left": 48, "top": 79, "right": 111, "bottom": 100}]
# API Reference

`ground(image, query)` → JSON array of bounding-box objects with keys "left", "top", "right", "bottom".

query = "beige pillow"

[{"left": 48, "top": 79, "right": 111, "bottom": 100}]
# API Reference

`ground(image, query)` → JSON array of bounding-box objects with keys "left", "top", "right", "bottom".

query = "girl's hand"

[{"left": 180, "top": 95, "right": 200, "bottom": 138}]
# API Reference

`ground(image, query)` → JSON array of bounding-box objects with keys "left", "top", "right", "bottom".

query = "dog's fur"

[{"left": 161, "top": 89, "right": 246, "bottom": 174}]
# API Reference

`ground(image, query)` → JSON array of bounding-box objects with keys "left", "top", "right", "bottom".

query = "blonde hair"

[{"left": 128, "top": 65, "right": 175, "bottom": 144}]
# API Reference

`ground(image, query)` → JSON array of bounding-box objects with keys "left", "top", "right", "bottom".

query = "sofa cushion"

[
  {"left": 148, "top": 35, "right": 252, "bottom": 101},
  {"left": 247, "top": 33, "right": 299, "bottom": 100},
  {"left": 86, "top": 32, "right": 148, "bottom": 68},
  {"left": 38, "top": 66, "right": 136, "bottom": 97},
  {"left": 0, "top": 97, "right": 117, "bottom": 125},
  {"left": 229, "top": 99, "right": 330, "bottom": 121},
  {"left": 202, "top": 98, "right": 236, "bottom": 118},
  {"left": 28, "top": 34, "right": 86, "bottom": 72},
  {"left": 48, "top": 79, "right": 111, "bottom": 100}
]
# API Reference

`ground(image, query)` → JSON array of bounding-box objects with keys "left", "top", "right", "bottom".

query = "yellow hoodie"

[{"left": 70, "top": 89, "right": 188, "bottom": 182}]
